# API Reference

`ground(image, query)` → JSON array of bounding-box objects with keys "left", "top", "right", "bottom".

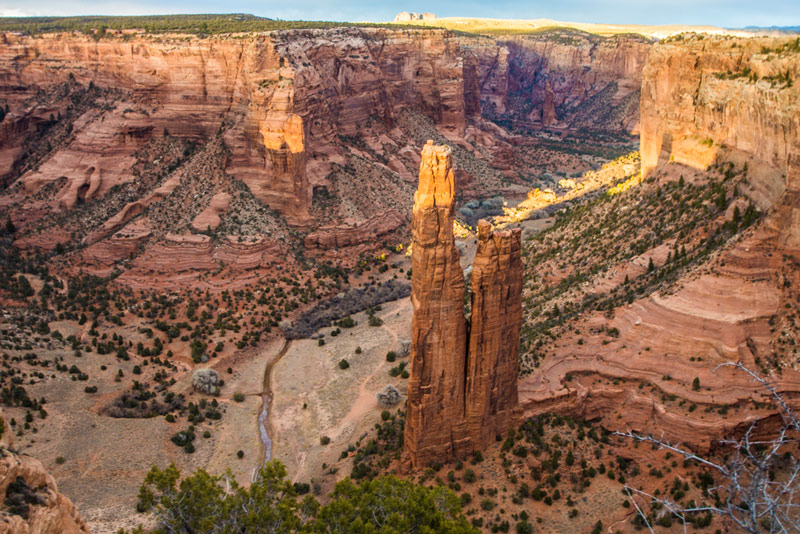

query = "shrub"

[
  {"left": 233, "top": 392, "right": 245, "bottom": 402},
  {"left": 55, "top": 456, "right": 65, "bottom": 465},
  {"left": 381, "top": 410, "right": 391, "bottom": 421},
  {"left": 237, "top": 450, "right": 244, "bottom": 459},
  {"left": 338, "top": 359, "right": 350, "bottom": 370},
  {"left": 320, "top": 436, "right": 331, "bottom": 445},
  {"left": 386, "top": 351, "right": 396, "bottom": 362}
]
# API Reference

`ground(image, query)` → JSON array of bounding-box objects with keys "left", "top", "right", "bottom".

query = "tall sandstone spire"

[
  {"left": 403, "top": 140, "right": 522, "bottom": 470},
  {"left": 465, "top": 220, "right": 522, "bottom": 447},
  {"left": 404, "top": 141, "right": 471, "bottom": 466}
]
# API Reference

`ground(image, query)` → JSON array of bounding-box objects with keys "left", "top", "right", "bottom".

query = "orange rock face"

[
  {"left": 0, "top": 448, "right": 89, "bottom": 534},
  {"left": 404, "top": 141, "right": 521, "bottom": 469},
  {"left": 404, "top": 141, "right": 470, "bottom": 467},
  {"left": 465, "top": 220, "right": 522, "bottom": 448}
]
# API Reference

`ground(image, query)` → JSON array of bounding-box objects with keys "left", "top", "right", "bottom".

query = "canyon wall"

[
  {"left": 463, "top": 31, "right": 651, "bottom": 134},
  {"left": 0, "top": 28, "right": 471, "bottom": 226},
  {"left": 519, "top": 34, "right": 800, "bottom": 450},
  {"left": 0, "top": 32, "right": 312, "bottom": 223},
  {"left": 0, "top": 28, "right": 485, "bottom": 283},
  {"left": 404, "top": 141, "right": 521, "bottom": 469},
  {"left": 0, "top": 27, "right": 649, "bottom": 288},
  {"left": 640, "top": 35, "right": 799, "bottom": 206}
]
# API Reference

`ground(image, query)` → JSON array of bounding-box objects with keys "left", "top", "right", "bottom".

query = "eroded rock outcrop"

[
  {"left": 0, "top": 410, "right": 88, "bottom": 534},
  {"left": 465, "top": 220, "right": 522, "bottom": 448},
  {"left": 403, "top": 141, "right": 521, "bottom": 469}
]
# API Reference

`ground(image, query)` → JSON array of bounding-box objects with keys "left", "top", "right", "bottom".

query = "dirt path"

[
  {"left": 337, "top": 299, "right": 410, "bottom": 429},
  {"left": 289, "top": 299, "right": 412, "bottom": 481}
]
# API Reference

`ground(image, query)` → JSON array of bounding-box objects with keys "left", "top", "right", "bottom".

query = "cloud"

[{"left": 0, "top": 7, "right": 38, "bottom": 16}]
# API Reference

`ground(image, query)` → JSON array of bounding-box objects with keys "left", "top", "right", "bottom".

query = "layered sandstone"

[
  {"left": 463, "top": 32, "right": 651, "bottom": 134},
  {"left": 465, "top": 220, "right": 522, "bottom": 447},
  {"left": 404, "top": 141, "right": 470, "bottom": 467},
  {"left": 0, "top": 27, "right": 498, "bottom": 278},
  {"left": 516, "top": 35, "right": 800, "bottom": 449},
  {"left": 404, "top": 141, "right": 522, "bottom": 469},
  {"left": 640, "top": 35, "right": 799, "bottom": 199}
]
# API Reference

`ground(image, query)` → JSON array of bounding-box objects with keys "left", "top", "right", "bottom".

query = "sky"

[{"left": 0, "top": 0, "right": 798, "bottom": 29}]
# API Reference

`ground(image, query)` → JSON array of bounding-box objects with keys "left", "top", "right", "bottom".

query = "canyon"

[
  {"left": 0, "top": 15, "right": 798, "bottom": 534},
  {"left": 0, "top": 26, "right": 646, "bottom": 287}
]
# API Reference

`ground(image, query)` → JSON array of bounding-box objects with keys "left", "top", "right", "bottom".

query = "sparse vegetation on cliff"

[
  {"left": 519, "top": 161, "right": 761, "bottom": 373},
  {"left": 0, "top": 14, "right": 428, "bottom": 36}
]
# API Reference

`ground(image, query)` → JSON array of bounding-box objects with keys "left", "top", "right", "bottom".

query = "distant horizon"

[
  {"left": 0, "top": 13, "right": 798, "bottom": 31},
  {"left": 1, "top": 1, "right": 799, "bottom": 29}
]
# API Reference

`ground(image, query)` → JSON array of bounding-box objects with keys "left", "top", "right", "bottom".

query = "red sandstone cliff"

[
  {"left": 463, "top": 31, "right": 651, "bottom": 134},
  {"left": 518, "top": 34, "right": 800, "bottom": 450},
  {"left": 0, "top": 28, "right": 486, "bottom": 285},
  {"left": 0, "top": 27, "right": 649, "bottom": 288},
  {"left": 640, "top": 35, "right": 800, "bottom": 239}
]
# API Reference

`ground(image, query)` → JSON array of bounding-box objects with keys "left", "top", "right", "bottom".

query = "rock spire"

[{"left": 403, "top": 140, "right": 522, "bottom": 469}]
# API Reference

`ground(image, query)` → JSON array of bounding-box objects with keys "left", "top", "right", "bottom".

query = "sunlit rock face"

[
  {"left": 639, "top": 35, "right": 800, "bottom": 245},
  {"left": 465, "top": 219, "right": 522, "bottom": 449},
  {"left": 404, "top": 141, "right": 521, "bottom": 469},
  {"left": 404, "top": 141, "right": 470, "bottom": 469}
]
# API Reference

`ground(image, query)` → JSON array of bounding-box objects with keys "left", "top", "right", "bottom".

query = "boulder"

[
  {"left": 192, "top": 369, "right": 220, "bottom": 395},
  {"left": 377, "top": 385, "right": 402, "bottom": 408}
]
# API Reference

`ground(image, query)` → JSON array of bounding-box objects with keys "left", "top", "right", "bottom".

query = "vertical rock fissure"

[{"left": 403, "top": 140, "right": 521, "bottom": 470}]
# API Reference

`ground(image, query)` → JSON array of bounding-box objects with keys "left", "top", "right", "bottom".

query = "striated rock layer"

[
  {"left": 640, "top": 36, "right": 799, "bottom": 202},
  {"left": 465, "top": 220, "right": 522, "bottom": 448},
  {"left": 404, "top": 141, "right": 470, "bottom": 467},
  {"left": 404, "top": 141, "right": 522, "bottom": 469},
  {"left": 519, "top": 34, "right": 800, "bottom": 450}
]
